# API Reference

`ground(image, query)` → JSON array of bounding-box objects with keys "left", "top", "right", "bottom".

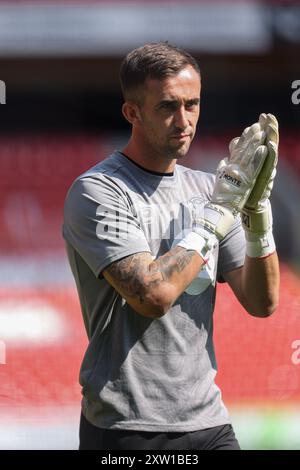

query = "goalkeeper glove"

[
  {"left": 241, "top": 113, "right": 279, "bottom": 258},
  {"left": 176, "top": 119, "right": 268, "bottom": 261}
]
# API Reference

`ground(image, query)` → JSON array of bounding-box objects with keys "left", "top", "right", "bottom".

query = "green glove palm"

[
  {"left": 245, "top": 113, "right": 278, "bottom": 212},
  {"left": 241, "top": 113, "right": 279, "bottom": 257},
  {"left": 242, "top": 113, "right": 278, "bottom": 235}
]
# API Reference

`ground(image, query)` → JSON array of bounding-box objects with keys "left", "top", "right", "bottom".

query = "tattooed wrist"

[
  {"left": 150, "top": 247, "right": 196, "bottom": 281},
  {"left": 104, "top": 247, "right": 198, "bottom": 306}
]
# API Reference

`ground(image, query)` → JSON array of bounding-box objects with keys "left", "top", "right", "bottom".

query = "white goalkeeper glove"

[
  {"left": 241, "top": 113, "right": 279, "bottom": 258},
  {"left": 176, "top": 119, "right": 268, "bottom": 261}
]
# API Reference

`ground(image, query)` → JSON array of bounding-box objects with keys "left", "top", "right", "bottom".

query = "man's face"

[{"left": 135, "top": 65, "right": 201, "bottom": 160}]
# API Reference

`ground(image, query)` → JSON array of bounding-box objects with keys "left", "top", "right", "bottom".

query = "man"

[{"left": 63, "top": 42, "right": 280, "bottom": 450}]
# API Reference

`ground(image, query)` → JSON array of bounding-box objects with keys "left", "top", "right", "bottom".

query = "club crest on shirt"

[{"left": 186, "top": 196, "right": 206, "bottom": 226}]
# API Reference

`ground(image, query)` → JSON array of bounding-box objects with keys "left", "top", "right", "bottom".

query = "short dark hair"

[{"left": 119, "top": 41, "right": 200, "bottom": 102}]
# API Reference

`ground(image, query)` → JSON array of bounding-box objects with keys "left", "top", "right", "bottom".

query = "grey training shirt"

[{"left": 63, "top": 151, "right": 246, "bottom": 431}]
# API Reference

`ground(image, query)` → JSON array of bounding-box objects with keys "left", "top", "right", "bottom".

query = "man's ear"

[{"left": 122, "top": 102, "right": 142, "bottom": 125}]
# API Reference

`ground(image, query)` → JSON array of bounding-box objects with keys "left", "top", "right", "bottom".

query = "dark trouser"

[{"left": 79, "top": 413, "right": 240, "bottom": 450}]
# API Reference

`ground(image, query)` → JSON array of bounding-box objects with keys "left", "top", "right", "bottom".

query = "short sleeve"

[
  {"left": 63, "top": 175, "right": 151, "bottom": 277},
  {"left": 217, "top": 215, "right": 246, "bottom": 283}
]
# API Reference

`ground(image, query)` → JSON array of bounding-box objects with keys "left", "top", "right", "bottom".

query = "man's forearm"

[
  {"left": 149, "top": 246, "right": 205, "bottom": 295},
  {"left": 104, "top": 246, "right": 205, "bottom": 318},
  {"left": 145, "top": 246, "right": 205, "bottom": 314},
  {"left": 241, "top": 252, "right": 280, "bottom": 317}
]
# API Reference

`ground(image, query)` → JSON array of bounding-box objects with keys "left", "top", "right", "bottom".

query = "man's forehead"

[{"left": 145, "top": 68, "right": 201, "bottom": 99}]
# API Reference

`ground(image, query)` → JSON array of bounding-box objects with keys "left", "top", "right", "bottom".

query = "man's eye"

[
  {"left": 161, "top": 102, "right": 177, "bottom": 111},
  {"left": 186, "top": 102, "right": 199, "bottom": 110}
]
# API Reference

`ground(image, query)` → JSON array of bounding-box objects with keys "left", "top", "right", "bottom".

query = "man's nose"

[{"left": 174, "top": 106, "right": 189, "bottom": 130}]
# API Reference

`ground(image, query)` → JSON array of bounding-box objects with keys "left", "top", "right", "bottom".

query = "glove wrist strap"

[
  {"left": 242, "top": 200, "right": 276, "bottom": 257},
  {"left": 175, "top": 203, "right": 235, "bottom": 262},
  {"left": 197, "top": 203, "right": 236, "bottom": 240},
  {"left": 176, "top": 231, "right": 218, "bottom": 262},
  {"left": 245, "top": 229, "right": 276, "bottom": 258},
  {"left": 241, "top": 199, "right": 272, "bottom": 234}
]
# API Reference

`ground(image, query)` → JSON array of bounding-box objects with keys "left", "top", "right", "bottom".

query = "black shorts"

[{"left": 79, "top": 413, "right": 240, "bottom": 450}]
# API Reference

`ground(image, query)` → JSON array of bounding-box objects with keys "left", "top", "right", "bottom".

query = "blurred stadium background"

[{"left": 0, "top": 0, "right": 300, "bottom": 450}]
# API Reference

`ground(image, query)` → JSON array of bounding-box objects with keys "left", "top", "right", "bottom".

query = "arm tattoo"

[
  {"left": 150, "top": 247, "right": 196, "bottom": 281},
  {"left": 105, "top": 248, "right": 196, "bottom": 302},
  {"left": 105, "top": 252, "right": 160, "bottom": 303}
]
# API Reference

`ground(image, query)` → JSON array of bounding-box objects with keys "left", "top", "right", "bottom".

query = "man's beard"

[
  {"left": 143, "top": 126, "right": 192, "bottom": 160},
  {"left": 164, "top": 140, "right": 191, "bottom": 160}
]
